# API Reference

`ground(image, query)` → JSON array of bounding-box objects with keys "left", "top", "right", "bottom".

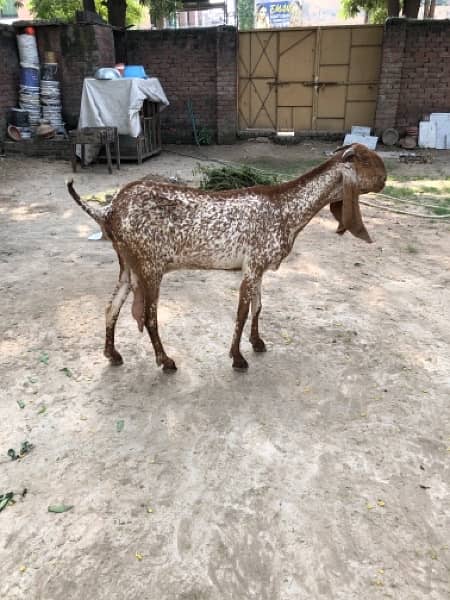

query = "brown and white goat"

[{"left": 68, "top": 143, "right": 386, "bottom": 371}]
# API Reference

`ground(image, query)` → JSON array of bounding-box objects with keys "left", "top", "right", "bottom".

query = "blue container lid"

[{"left": 123, "top": 65, "right": 148, "bottom": 79}]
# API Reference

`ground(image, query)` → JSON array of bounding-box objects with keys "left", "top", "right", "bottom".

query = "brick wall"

[
  {"left": 35, "top": 23, "right": 115, "bottom": 129},
  {"left": 375, "top": 18, "right": 450, "bottom": 133},
  {"left": 3, "top": 20, "right": 450, "bottom": 147},
  {"left": 216, "top": 26, "right": 237, "bottom": 144},
  {"left": 116, "top": 26, "right": 237, "bottom": 143},
  {"left": 0, "top": 25, "right": 19, "bottom": 144},
  {"left": 1, "top": 23, "right": 236, "bottom": 146}
]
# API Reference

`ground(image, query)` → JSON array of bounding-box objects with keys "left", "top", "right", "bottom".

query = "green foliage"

[
  {"left": 197, "top": 164, "right": 281, "bottom": 191},
  {"left": 126, "top": 0, "right": 145, "bottom": 24},
  {"left": 29, "top": 0, "right": 80, "bottom": 20},
  {"left": 197, "top": 127, "right": 213, "bottom": 146},
  {"left": 146, "top": 0, "right": 181, "bottom": 25},
  {"left": 340, "top": 0, "right": 387, "bottom": 23},
  {"left": 0, "top": 0, "right": 22, "bottom": 14},
  {"left": 382, "top": 178, "right": 450, "bottom": 217},
  {"left": 237, "top": 0, "right": 254, "bottom": 29},
  {"left": 98, "top": 0, "right": 145, "bottom": 25},
  {"left": 29, "top": 0, "right": 144, "bottom": 25}
]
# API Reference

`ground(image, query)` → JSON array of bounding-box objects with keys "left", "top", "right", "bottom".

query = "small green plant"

[
  {"left": 406, "top": 244, "right": 419, "bottom": 254},
  {"left": 197, "top": 127, "right": 213, "bottom": 146}
]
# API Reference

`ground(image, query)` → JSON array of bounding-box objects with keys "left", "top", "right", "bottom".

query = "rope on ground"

[
  {"left": 360, "top": 198, "right": 450, "bottom": 219},
  {"left": 370, "top": 191, "right": 448, "bottom": 211}
]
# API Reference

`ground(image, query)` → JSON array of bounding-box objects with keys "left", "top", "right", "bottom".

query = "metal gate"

[{"left": 238, "top": 25, "right": 383, "bottom": 133}]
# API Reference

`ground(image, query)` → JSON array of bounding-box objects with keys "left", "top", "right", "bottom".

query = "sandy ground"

[{"left": 0, "top": 142, "right": 449, "bottom": 600}]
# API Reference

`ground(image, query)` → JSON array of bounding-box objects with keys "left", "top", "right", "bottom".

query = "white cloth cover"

[{"left": 78, "top": 77, "right": 169, "bottom": 137}]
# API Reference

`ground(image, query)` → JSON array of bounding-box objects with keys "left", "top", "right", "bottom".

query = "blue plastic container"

[
  {"left": 123, "top": 65, "right": 148, "bottom": 79},
  {"left": 20, "top": 65, "right": 40, "bottom": 87}
]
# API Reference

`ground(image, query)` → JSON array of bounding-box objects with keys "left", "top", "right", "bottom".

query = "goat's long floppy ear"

[{"left": 330, "top": 168, "right": 372, "bottom": 243}]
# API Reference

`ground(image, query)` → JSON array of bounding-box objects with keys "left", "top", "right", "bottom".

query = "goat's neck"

[{"left": 279, "top": 164, "right": 341, "bottom": 236}]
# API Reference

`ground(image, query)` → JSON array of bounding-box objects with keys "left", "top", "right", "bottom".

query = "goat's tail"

[{"left": 66, "top": 179, "right": 106, "bottom": 225}]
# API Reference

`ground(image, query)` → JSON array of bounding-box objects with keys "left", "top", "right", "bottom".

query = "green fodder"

[{"left": 196, "top": 164, "right": 281, "bottom": 191}]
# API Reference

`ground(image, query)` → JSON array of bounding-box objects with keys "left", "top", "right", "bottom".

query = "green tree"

[
  {"left": 238, "top": 0, "right": 254, "bottom": 29},
  {"left": 340, "top": 0, "right": 387, "bottom": 23},
  {"left": 0, "top": 0, "right": 21, "bottom": 14},
  {"left": 147, "top": 0, "right": 180, "bottom": 27},
  {"left": 340, "top": 0, "right": 421, "bottom": 22},
  {"left": 29, "top": 0, "right": 81, "bottom": 20},
  {"left": 29, "top": 0, "right": 145, "bottom": 26}
]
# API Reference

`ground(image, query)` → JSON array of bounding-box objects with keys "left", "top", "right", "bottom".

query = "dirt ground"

[{"left": 1, "top": 141, "right": 449, "bottom": 600}]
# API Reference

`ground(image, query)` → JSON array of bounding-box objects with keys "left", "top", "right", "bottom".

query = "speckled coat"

[{"left": 68, "top": 143, "right": 386, "bottom": 371}]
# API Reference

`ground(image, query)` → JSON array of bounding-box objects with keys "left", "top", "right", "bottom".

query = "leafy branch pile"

[{"left": 197, "top": 164, "right": 281, "bottom": 191}]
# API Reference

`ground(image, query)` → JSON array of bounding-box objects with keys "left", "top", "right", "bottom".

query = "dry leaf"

[
  {"left": 135, "top": 552, "right": 143, "bottom": 561},
  {"left": 281, "top": 331, "right": 292, "bottom": 344},
  {"left": 39, "top": 352, "right": 49, "bottom": 365}
]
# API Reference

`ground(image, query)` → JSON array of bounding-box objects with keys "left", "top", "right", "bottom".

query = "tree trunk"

[
  {"left": 423, "top": 0, "right": 430, "bottom": 17},
  {"left": 107, "top": 0, "right": 127, "bottom": 28},
  {"left": 387, "top": 0, "right": 400, "bottom": 17},
  {"left": 402, "top": 0, "right": 420, "bottom": 18},
  {"left": 83, "top": 0, "right": 97, "bottom": 11},
  {"left": 429, "top": 0, "right": 436, "bottom": 18}
]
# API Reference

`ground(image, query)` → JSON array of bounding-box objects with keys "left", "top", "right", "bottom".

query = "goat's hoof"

[
  {"left": 251, "top": 338, "right": 267, "bottom": 353},
  {"left": 106, "top": 350, "right": 123, "bottom": 366},
  {"left": 162, "top": 358, "right": 177, "bottom": 372},
  {"left": 232, "top": 355, "right": 249, "bottom": 371}
]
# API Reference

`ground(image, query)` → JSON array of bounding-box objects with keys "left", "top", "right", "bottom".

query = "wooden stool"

[{"left": 69, "top": 127, "right": 120, "bottom": 174}]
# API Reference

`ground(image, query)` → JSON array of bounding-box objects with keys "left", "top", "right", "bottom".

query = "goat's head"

[{"left": 329, "top": 143, "right": 387, "bottom": 243}]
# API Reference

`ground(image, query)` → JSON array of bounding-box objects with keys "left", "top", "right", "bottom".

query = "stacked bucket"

[
  {"left": 17, "top": 30, "right": 41, "bottom": 127},
  {"left": 40, "top": 55, "right": 64, "bottom": 133}
]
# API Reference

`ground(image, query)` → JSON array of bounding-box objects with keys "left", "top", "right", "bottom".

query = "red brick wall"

[
  {"left": 35, "top": 24, "right": 115, "bottom": 129},
  {"left": 375, "top": 18, "right": 450, "bottom": 133},
  {"left": 117, "top": 26, "right": 237, "bottom": 143},
  {"left": 1, "top": 23, "right": 236, "bottom": 145},
  {"left": 0, "top": 25, "right": 19, "bottom": 144},
  {"left": 216, "top": 27, "right": 237, "bottom": 144}
]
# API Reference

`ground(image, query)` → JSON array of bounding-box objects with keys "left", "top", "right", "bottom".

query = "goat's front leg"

[
  {"left": 143, "top": 275, "right": 177, "bottom": 372},
  {"left": 104, "top": 268, "right": 131, "bottom": 366},
  {"left": 249, "top": 278, "right": 266, "bottom": 353},
  {"left": 229, "top": 274, "right": 257, "bottom": 370}
]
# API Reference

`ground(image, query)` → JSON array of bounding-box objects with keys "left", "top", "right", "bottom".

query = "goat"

[{"left": 67, "top": 143, "right": 386, "bottom": 371}]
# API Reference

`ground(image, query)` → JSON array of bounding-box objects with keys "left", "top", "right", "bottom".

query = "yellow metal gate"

[{"left": 238, "top": 25, "right": 383, "bottom": 133}]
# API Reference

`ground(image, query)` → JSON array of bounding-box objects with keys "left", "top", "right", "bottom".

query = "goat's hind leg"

[
  {"left": 143, "top": 275, "right": 177, "bottom": 372},
  {"left": 104, "top": 267, "right": 131, "bottom": 366},
  {"left": 249, "top": 279, "right": 266, "bottom": 353},
  {"left": 229, "top": 275, "right": 253, "bottom": 370}
]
